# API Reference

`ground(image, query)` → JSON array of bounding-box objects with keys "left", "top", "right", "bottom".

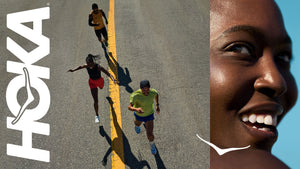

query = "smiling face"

[{"left": 210, "top": 0, "right": 297, "bottom": 152}]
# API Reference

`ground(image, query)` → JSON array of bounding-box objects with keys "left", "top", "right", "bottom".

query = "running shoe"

[
  {"left": 150, "top": 143, "right": 157, "bottom": 155},
  {"left": 95, "top": 116, "right": 100, "bottom": 123},
  {"left": 135, "top": 126, "right": 141, "bottom": 134}
]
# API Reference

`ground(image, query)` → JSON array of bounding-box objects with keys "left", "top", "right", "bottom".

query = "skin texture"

[
  {"left": 210, "top": 0, "right": 297, "bottom": 168},
  {"left": 211, "top": 149, "right": 290, "bottom": 169}
]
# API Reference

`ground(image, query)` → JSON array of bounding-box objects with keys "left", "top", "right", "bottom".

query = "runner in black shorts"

[
  {"left": 89, "top": 3, "right": 108, "bottom": 46},
  {"left": 94, "top": 27, "right": 108, "bottom": 44}
]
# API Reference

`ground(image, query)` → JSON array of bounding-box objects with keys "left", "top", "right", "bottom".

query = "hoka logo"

[{"left": 6, "top": 7, "right": 51, "bottom": 162}]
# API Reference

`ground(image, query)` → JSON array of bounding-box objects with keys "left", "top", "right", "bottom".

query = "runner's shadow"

[
  {"left": 141, "top": 125, "right": 167, "bottom": 169},
  {"left": 99, "top": 97, "right": 150, "bottom": 168},
  {"left": 102, "top": 47, "right": 133, "bottom": 93},
  {"left": 154, "top": 148, "right": 167, "bottom": 169},
  {"left": 99, "top": 126, "right": 112, "bottom": 166}
]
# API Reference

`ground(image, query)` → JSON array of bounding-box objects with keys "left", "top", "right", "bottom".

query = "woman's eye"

[
  {"left": 233, "top": 46, "right": 249, "bottom": 54},
  {"left": 225, "top": 43, "right": 253, "bottom": 55},
  {"left": 277, "top": 54, "right": 291, "bottom": 63}
]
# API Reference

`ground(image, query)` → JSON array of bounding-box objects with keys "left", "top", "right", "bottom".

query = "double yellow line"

[{"left": 107, "top": 0, "right": 125, "bottom": 168}]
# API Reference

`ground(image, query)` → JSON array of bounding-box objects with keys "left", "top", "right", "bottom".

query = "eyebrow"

[{"left": 217, "top": 25, "right": 292, "bottom": 44}]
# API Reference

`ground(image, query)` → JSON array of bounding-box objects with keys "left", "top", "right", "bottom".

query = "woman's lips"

[
  {"left": 238, "top": 102, "right": 284, "bottom": 136},
  {"left": 241, "top": 113, "right": 277, "bottom": 134}
]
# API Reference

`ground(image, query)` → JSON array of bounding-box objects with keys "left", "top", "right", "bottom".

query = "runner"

[
  {"left": 128, "top": 80, "right": 160, "bottom": 155},
  {"left": 68, "top": 54, "right": 118, "bottom": 123},
  {"left": 88, "top": 3, "right": 109, "bottom": 47}
]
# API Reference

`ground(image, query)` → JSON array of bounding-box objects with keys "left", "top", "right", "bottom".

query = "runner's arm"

[
  {"left": 99, "top": 66, "right": 118, "bottom": 84},
  {"left": 88, "top": 14, "right": 99, "bottom": 27},
  {"left": 68, "top": 65, "right": 87, "bottom": 72},
  {"left": 101, "top": 10, "right": 108, "bottom": 25},
  {"left": 128, "top": 103, "right": 136, "bottom": 111},
  {"left": 155, "top": 94, "right": 160, "bottom": 114},
  {"left": 128, "top": 103, "right": 144, "bottom": 113}
]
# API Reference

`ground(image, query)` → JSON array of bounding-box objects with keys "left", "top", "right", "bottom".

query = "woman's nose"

[{"left": 254, "top": 53, "right": 287, "bottom": 98}]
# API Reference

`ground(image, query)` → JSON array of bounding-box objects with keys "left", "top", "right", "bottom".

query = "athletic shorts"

[
  {"left": 94, "top": 27, "right": 108, "bottom": 39},
  {"left": 89, "top": 77, "right": 104, "bottom": 89},
  {"left": 134, "top": 112, "right": 154, "bottom": 123}
]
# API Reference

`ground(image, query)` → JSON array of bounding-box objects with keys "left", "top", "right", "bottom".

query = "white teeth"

[
  {"left": 258, "top": 127, "right": 270, "bottom": 131},
  {"left": 241, "top": 114, "right": 277, "bottom": 127},
  {"left": 252, "top": 126, "right": 257, "bottom": 129},
  {"left": 242, "top": 114, "right": 249, "bottom": 122},
  {"left": 256, "top": 115, "right": 264, "bottom": 123},
  {"left": 249, "top": 114, "right": 257, "bottom": 123},
  {"left": 264, "top": 115, "right": 273, "bottom": 125}
]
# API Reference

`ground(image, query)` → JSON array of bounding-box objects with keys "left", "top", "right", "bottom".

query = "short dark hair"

[
  {"left": 92, "top": 3, "right": 98, "bottom": 9},
  {"left": 140, "top": 80, "right": 150, "bottom": 88}
]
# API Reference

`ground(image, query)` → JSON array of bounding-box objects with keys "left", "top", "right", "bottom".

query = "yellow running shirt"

[
  {"left": 90, "top": 9, "right": 105, "bottom": 30},
  {"left": 130, "top": 89, "right": 158, "bottom": 117}
]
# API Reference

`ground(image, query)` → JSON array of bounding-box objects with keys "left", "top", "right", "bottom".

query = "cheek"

[
  {"left": 210, "top": 65, "right": 241, "bottom": 142},
  {"left": 210, "top": 63, "right": 253, "bottom": 113},
  {"left": 210, "top": 65, "right": 235, "bottom": 128},
  {"left": 210, "top": 65, "right": 234, "bottom": 109},
  {"left": 283, "top": 73, "right": 298, "bottom": 111}
]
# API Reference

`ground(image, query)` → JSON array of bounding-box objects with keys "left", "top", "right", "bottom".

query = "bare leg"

[
  {"left": 145, "top": 120, "right": 154, "bottom": 142},
  {"left": 96, "top": 35, "right": 102, "bottom": 43},
  {"left": 134, "top": 119, "right": 142, "bottom": 127},
  {"left": 90, "top": 88, "right": 99, "bottom": 116},
  {"left": 104, "top": 35, "right": 108, "bottom": 42}
]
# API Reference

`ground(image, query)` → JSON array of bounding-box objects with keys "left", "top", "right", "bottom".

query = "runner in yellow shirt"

[
  {"left": 88, "top": 3, "right": 108, "bottom": 47},
  {"left": 128, "top": 80, "right": 160, "bottom": 155}
]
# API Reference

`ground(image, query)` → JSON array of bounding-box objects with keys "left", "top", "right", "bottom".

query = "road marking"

[{"left": 107, "top": 0, "right": 125, "bottom": 168}]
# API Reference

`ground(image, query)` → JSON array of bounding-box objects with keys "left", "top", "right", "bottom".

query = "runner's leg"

[
  {"left": 134, "top": 119, "right": 142, "bottom": 127},
  {"left": 95, "top": 29, "right": 103, "bottom": 43},
  {"left": 145, "top": 120, "right": 154, "bottom": 142},
  {"left": 91, "top": 88, "right": 99, "bottom": 116},
  {"left": 100, "top": 27, "right": 108, "bottom": 42},
  {"left": 101, "top": 27, "right": 108, "bottom": 46}
]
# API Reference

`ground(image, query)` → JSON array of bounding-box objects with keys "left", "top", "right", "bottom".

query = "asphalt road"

[{"left": 0, "top": 0, "right": 209, "bottom": 168}]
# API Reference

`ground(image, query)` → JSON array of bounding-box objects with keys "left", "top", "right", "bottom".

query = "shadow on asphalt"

[
  {"left": 142, "top": 123, "right": 167, "bottom": 168},
  {"left": 154, "top": 148, "right": 167, "bottom": 169},
  {"left": 98, "top": 97, "right": 150, "bottom": 168},
  {"left": 101, "top": 43, "right": 133, "bottom": 93}
]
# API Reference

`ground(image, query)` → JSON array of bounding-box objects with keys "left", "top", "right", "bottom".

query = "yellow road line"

[{"left": 107, "top": 0, "right": 125, "bottom": 168}]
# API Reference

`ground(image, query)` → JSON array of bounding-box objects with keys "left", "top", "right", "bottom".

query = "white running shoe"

[{"left": 95, "top": 116, "right": 100, "bottom": 123}]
